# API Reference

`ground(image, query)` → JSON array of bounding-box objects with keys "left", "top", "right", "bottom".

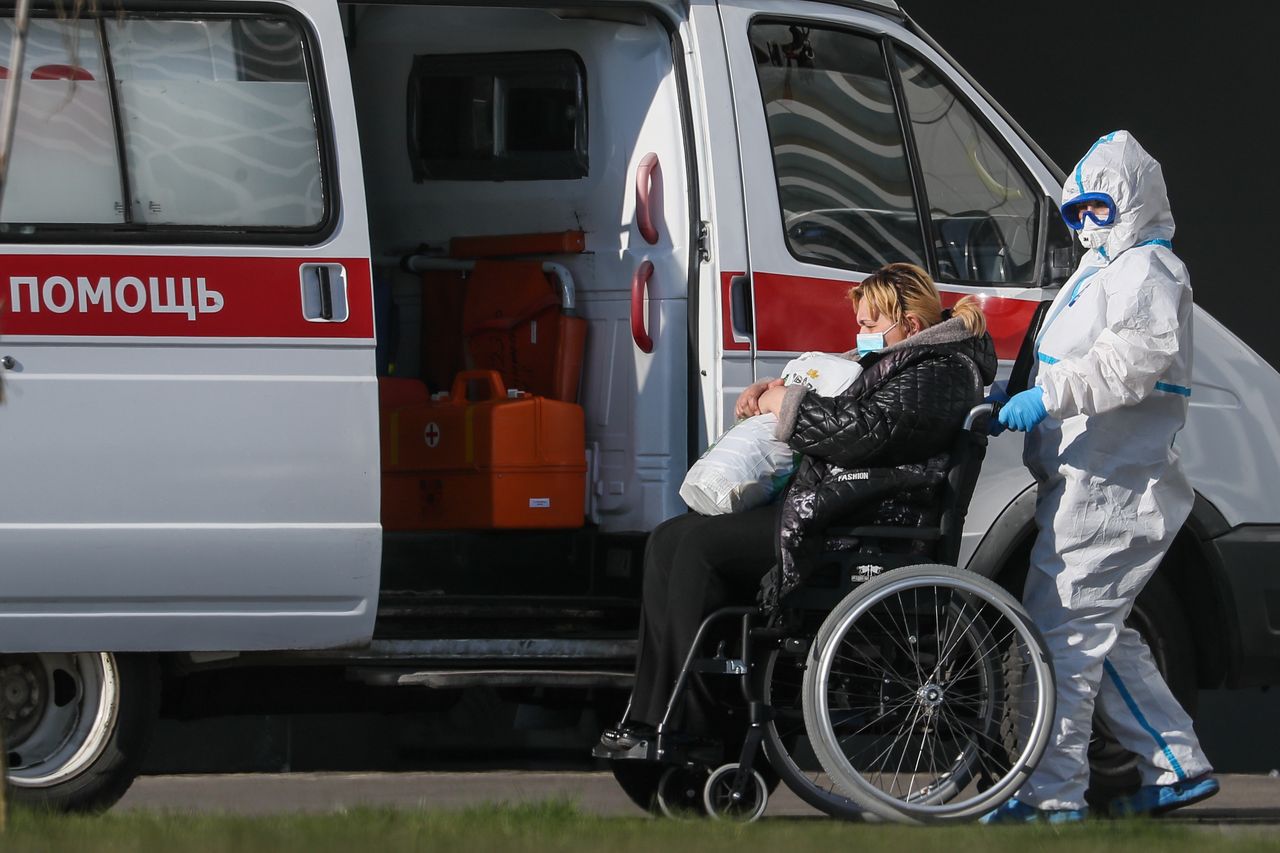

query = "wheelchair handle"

[{"left": 964, "top": 401, "right": 1001, "bottom": 432}]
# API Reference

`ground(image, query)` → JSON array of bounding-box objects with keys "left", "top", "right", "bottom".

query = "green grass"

[{"left": 0, "top": 800, "right": 1274, "bottom": 853}]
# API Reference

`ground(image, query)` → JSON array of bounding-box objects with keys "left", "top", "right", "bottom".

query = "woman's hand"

[
  {"left": 735, "top": 378, "right": 783, "bottom": 419},
  {"left": 758, "top": 385, "right": 788, "bottom": 417}
]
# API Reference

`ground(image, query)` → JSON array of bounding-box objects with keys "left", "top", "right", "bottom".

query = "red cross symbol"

[{"left": 424, "top": 422, "right": 441, "bottom": 448}]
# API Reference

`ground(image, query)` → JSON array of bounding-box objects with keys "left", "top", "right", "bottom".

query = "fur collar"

[{"left": 840, "top": 316, "right": 976, "bottom": 361}]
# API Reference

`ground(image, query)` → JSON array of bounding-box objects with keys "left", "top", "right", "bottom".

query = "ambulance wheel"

[
  {"left": 610, "top": 761, "right": 666, "bottom": 814},
  {"left": 2, "top": 652, "right": 159, "bottom": 813},
  {"left": 1086, "top": 571, "right": 1198, "bottom": 809}
]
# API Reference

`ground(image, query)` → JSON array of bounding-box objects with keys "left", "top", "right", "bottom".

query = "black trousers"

[{"left": 627, "top": 504, "right": 780, "bottom": 731}]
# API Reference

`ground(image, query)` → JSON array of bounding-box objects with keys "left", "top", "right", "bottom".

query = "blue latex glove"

[
  {"left": 998, "top": 387, "right": 1047, "bottom": 432},
  {"left": 985, "top": 382, "right": 1011, "bottom": 435}
]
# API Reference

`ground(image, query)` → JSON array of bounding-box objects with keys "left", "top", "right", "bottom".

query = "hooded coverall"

[{"left": 1019, "top": 131, "right": 1212, "bottom": 810}]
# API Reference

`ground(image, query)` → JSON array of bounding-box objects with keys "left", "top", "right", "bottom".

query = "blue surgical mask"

[{"left": 856, "top": 321, "right": 899, "bottom": 357}]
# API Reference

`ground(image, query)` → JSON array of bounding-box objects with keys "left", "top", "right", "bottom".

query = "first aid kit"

[{"left": 380, "top": 370, "right": 586, "bottom": 530}]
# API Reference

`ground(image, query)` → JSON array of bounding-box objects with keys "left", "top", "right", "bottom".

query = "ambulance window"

[
  {"left": 407, "top": 51, "right": 588, "bottom": 181},
  {"left": 0, "top": 18, "right": 125, "bottom": 227},
  {"left": 749, "top": 23, "right": 926, "bottom": 270},
  {"left": 104, "top": 17, "right": 324, "bottom": 228},
  {"left": 894, "top": 49, "right": 1039, "bottom": 284}
]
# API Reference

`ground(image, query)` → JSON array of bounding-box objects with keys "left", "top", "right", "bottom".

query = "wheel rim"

[
  {"left": 1, "top": 652, "right": 121, "bottom": 788},
  {"left": 702, "top": 763, "right": 768, "bottom": 822},
  {"left": 759, "top": 645, "right": 864, "bottom": 819},
  {"left": 808, "top": 571, "right": 1054, "bottom": 821},
  {"left": 818, "top": 600, "right": 995, "bottom": 809}
]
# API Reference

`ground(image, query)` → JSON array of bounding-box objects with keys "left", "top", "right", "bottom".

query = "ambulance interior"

[{"left": 343, "top": 3, "right": 694, "bottom": 631}]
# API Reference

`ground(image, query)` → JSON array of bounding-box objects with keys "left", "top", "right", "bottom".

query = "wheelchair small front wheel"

[
  {"left": 702, "top": 762, "right": 769, "bottom": 822},
  {"left": 656, "top": 765, "right": 711, "bottom": 818},
  {"left": 802, "top": 564, "right": 1055, "bottom": 824}
]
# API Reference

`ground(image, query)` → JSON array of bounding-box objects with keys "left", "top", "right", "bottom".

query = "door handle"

[
  {"left": 317, "top": 266, "right": 334, "bottom": 320},
  {"left": 1, "top": 355, "right": 15, "bottom": 370},
  {"left": 631, "top": 261, "right": 655, "bottom": 353},
  {"left": 300, "top": 263, "right": 349, "bottom": 322},
  {"left": 635, "top": 152, "right": 660, "bottom": 245},
  {"left": 728, "top": 274, "right": 753, "bottom": 345}
]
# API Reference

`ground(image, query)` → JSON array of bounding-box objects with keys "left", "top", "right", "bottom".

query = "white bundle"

[
  {"left": 679, "top": 413, "right": 797, "bottom": 516},
  {"left": 679, "top": 353, "right": 859, "bottom": 516},
  {"left": 780, "top": 351, "right": 862, "bottom": 396}
]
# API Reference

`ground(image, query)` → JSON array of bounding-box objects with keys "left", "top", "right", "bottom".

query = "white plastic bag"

[
  {"left": 780, "top": 351, "right": 862, "bottom": 397},
  {"left": 679, "top": 413, "right": 797, "bottom": 516}
]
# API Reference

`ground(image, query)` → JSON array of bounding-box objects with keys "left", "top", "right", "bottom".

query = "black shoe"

[{"left": 596, "top": 723, "right": 657, "bottom": 755}]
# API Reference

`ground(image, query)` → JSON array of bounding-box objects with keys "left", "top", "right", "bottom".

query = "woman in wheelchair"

[{"left": 596, "top": 264, "right": 1056, "bottom": 821}]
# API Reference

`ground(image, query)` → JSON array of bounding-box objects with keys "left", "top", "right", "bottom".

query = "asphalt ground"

[{"left": 116, "top": 771, "right": 1280, "bottom": 823}]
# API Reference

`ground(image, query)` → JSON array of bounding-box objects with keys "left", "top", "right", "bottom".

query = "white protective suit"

[{"left": 1019, "top": 131, "right": 1212, "bottom": 809}]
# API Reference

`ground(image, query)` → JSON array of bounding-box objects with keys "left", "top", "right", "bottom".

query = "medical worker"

[{"left": 983, "top": 132, "right": 1218, "bottom": 823}]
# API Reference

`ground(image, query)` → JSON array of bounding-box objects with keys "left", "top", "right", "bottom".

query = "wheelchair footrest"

[
  {"left": 592, "top": 738, "right": 657, "bottom": 762},
  {"left": 593, "top": 732, "right": 723, "bottom": 766}
]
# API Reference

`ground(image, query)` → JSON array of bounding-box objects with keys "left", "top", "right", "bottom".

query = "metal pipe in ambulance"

[{"left": 401, "top": 255, "right": 577, "bottom": 314}]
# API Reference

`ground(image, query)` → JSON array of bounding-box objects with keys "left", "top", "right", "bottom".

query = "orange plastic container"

[{"left": 380, "top": 370, "right": 586, "bottom": 530}]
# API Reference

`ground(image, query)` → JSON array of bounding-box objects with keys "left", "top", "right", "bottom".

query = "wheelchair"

[{"left": 596, "top": 404, "right": 1056, "bottom": 824}]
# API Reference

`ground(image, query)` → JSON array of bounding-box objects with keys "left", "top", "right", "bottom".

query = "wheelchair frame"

[{"left": 597, "top": 404, "right": 1057, "bottom": 822}]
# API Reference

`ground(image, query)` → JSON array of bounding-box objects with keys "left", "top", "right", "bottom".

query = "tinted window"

[
  {"left": 895, "top": 49, "right": 1038, "bottom": 284},
  {"left": 0, "top": 19, "right": 123, "bottom": 225},
  {"left": 0, "top": 13, "right": 325, "bottom": 236},
  {"left": 107, "top": 18, "right": 323, "bottom": 228},
  {"left": 407, "top": 51, "right": 588, "bottom": 181},
  {"left": 750, "top": 23, "right": 924, "bottom": 270}
]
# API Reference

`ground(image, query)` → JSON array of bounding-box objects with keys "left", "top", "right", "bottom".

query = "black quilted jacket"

[{"left": 761, "top": 318, "right": 997, "bottom": 609}]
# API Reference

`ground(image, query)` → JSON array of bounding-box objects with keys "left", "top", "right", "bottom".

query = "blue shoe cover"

[
  {"left": 979, "top": 797, "right": 1088, "bottom": 825},
  {"left": 1109, "top": 775, "right": 1220, "bottom": 817}
]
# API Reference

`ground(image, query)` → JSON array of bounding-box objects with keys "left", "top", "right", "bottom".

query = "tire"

[
  {"left": 702, "top": 763, "right": 768, "bottom": 821},
  {"left": 802, "top": 565, "right": 1055, "bottom": 824},
  {"left": 756, "top": 643, "right": 865, "bottom": 820},
  {"left": 611, "top": 761, "right": 667, "bottom": 814},
  {"left": 1085, "top": 570, "right": 1198, "bottom": 809},
  {"left": 2, "top": 653, "right": 159, "bottom": 813},
  {"left": 609, "top": 731, "right": 779, "bottom": 816},
  {"left": 657, "top": 765, "right": 711, "bottom": 818}
]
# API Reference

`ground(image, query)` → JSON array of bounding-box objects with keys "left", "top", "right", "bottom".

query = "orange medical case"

[{"left": 380, "top": 370, "right": 586, "bottom": 531}]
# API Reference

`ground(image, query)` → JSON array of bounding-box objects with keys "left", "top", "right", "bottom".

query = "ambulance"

[{"left": 2, "top": 0, "right": 1279, "bottom": 812}]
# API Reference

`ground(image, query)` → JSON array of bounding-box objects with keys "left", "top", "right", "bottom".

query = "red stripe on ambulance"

[
  {"left": 738, "top": 271, "right": 1037, "bottom": 361},
  {"left": 0, "top": 255, "right": 374, "bottom": 338}
]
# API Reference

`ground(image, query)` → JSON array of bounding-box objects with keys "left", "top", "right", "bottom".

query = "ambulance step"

[
  {"left": 349, "top": 667, "right": 634, "bottom": 689},
  {"left": 376, "top": 594, "right": 631, "bottom": 619},
  {"left": 290, "top": 636, "right": 637, "bottom": 664},
  {"left": 373, "top": 594, "right": 639, "bottom": 636}
]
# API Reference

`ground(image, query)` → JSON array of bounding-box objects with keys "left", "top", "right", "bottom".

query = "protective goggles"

[{"left": 1060, "top": 192, "right": 1116, "bottom": 231}]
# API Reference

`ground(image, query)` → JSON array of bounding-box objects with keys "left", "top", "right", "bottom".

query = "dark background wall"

[{"left": 903, "top": 2, "right": 1277, "bottom": 370}]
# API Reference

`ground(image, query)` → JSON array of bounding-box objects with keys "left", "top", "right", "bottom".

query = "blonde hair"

[{"left": 848, "top": 262, "right": 986, "bottom": 337}]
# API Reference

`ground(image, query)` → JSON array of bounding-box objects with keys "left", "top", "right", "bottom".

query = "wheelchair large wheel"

[
  {"left": 756, "top": 643, "right": 865, "bottom": 820},
  {"left": 802, "top": 564, "right": 1054, "bottom": 824}
]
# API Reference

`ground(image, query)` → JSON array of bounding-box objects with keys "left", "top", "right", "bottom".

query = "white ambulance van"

[{"left": 3, "top": 0, "right": 1279, "bottom": 812}]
